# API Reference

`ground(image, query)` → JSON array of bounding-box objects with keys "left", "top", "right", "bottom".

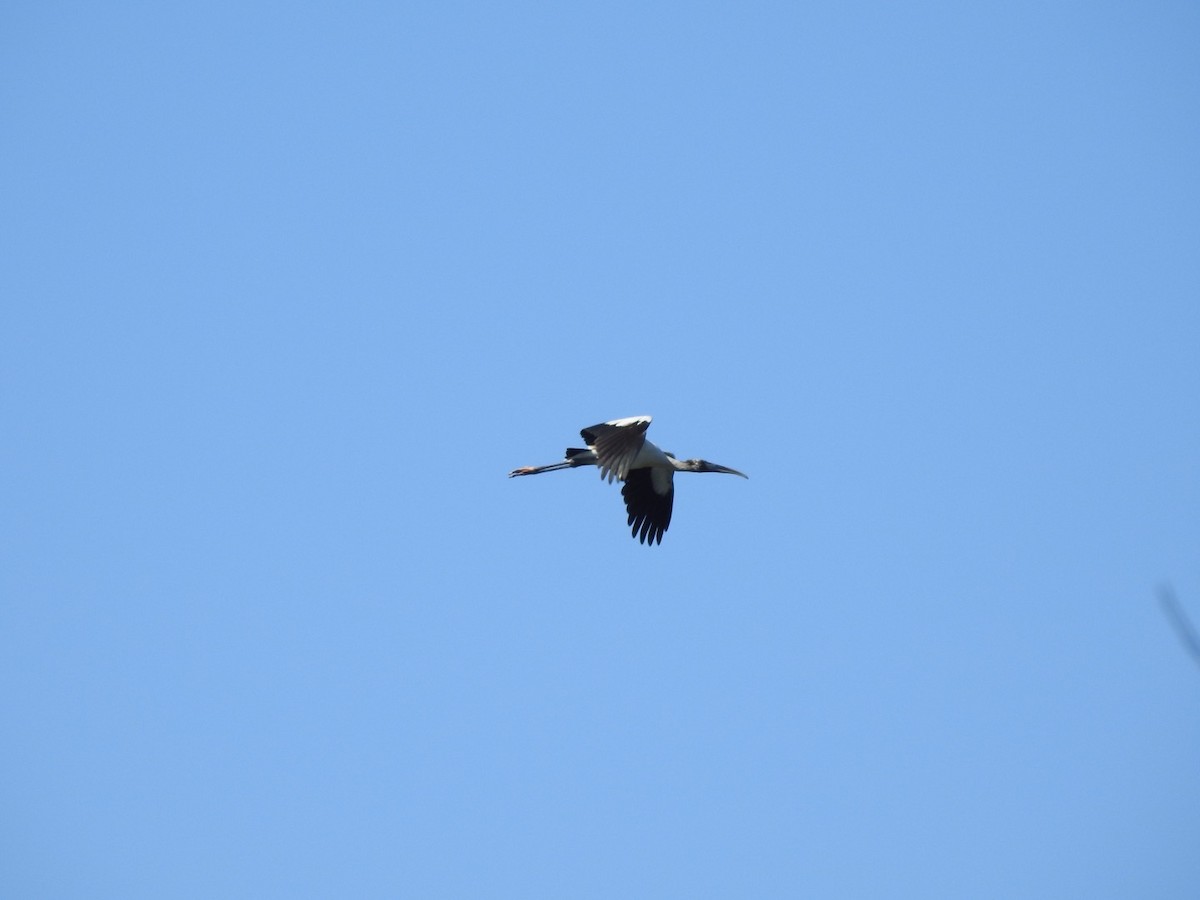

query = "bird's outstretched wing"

[
  {"left": 580, "top": 416, "right": 651, "bottom": 483},
  {"left": 621, "top": 467, "right": 674, "bottom": 545}
]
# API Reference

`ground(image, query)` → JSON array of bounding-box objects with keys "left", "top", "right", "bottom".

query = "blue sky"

[{"left": 2, "top": 2, "right": 1198, "bottom": 897}]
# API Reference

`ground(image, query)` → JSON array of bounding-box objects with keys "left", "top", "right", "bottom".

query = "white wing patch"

[
  {"left": 581, "top": 416, "right": 652, "bottom": 483},
  {"left": 604, "top": 415, "right": 652, "bottom": 428},
  {"left": 650, "top": 465, "right": 674, "bottom": 497}
]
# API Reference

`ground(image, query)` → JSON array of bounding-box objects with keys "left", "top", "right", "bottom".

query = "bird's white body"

[{"left": 566, "top": 439, "right": 675, "bottom": 490}]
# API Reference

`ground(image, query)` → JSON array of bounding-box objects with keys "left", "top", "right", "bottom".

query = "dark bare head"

[{"left": 673, "top": 458, "right": 748, "bottom": 478}]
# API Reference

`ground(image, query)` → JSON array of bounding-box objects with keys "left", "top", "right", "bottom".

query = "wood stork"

[{"left": 508, "top": 416, "right": 747, "bottom": 545}]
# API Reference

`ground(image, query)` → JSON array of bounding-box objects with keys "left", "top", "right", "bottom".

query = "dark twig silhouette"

[{"left": 1159, "top": 585, "right": 1200, "bottom": 669}]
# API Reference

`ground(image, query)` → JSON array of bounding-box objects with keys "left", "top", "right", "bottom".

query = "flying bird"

[{"left": 508, "top": 415, "right": 747, "bottom": 545}]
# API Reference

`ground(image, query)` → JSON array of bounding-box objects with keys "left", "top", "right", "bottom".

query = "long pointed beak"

[{"left": 706, "top": 463, "right": 748, "bottom": 478}]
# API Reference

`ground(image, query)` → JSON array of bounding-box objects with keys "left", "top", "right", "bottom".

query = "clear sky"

[{"left": 2, "top": 2, "right": 1198, "bottom": 897}]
